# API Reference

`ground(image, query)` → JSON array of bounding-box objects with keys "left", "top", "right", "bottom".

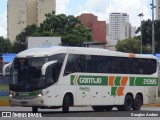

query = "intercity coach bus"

[{"left": 3, "top": 46, "right": 158, "bottom": 113}]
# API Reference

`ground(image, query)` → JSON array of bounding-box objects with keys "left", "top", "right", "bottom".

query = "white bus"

[{"left": 3, "top": 46, "right": 158, "bottom": 113}]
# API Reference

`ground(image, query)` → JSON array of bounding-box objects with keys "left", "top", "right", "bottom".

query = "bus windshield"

[{"left": 10, "top": 58, "right": 48, "bottom": 92}]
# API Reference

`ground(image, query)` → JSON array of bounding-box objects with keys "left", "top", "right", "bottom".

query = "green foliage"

[
  {"left": 136, "top": 19, "right": 160, "bottom": 53},
  {"left": 13, "top": 12, "right": 92, "bottom": 53},
  {"left": 38, "top": 12, "right": 92, "bottom": 45},
  {"left": 0, "top": 36, "right": 13, "bottom": 53},
  {"left": 116, "top": 37, "right": 151, "bottom": 54}
]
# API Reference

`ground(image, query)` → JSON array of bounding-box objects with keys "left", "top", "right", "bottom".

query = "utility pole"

[
  {"left": 150, "top": 0, "right": 156, "bottom": 55},
  {"left": 138, "top": 13, "right": 144, "bottom": 54}
]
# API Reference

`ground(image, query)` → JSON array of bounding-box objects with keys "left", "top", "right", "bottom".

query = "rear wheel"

[
  {"left": 132, "top": 94, "right": 142, "bottom": 110},
  {"left": 117, "top": 95, "right": 133, "bottom": 111},
  {"left": 62, "top": 94, "right": 70, "bottom": 113},
  {"left": 32, "top": 107, "right": 38, "bottom": 113}
]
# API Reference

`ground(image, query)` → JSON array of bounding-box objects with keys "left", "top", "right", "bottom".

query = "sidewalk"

[{"left": 143, "top": 103, "right": 160, "bottom": 107}]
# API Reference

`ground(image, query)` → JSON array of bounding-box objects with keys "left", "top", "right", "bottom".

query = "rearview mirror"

[
  {"left": 41, "top": 60, "right": 57, "bottom": 76},
  {"left": 3, "top": 62, "right": 12, "bottom": 76}
]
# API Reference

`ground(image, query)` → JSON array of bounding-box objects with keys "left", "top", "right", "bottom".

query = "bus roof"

[{"left": 16, "top": 46, "right": 156, "bottom": 59}]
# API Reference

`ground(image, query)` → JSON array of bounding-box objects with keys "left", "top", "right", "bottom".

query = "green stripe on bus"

[
  {"left": 111, "top": 87, "right": 117, "bottom": 96},
  {"left": 130, "top": 77, "right": 136, "bottom": 86},
  {"left": 71, "top": 75, "right": 75, "bottom": 85},
  {"left": 114, "top": 77, "right": 121, "bottom": 86},
  {"left": 71, "top": 75, "right": 158, "bottom": 86},
  {"left": 130, "top": 77, "right": 158, "bottom": 86},
  {"left": 71, "top": 75, "right": 108, "bottom": 86}
]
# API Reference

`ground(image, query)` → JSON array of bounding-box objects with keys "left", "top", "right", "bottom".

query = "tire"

[
  {"left": 117, "top": 95, "right": 133, "bottom": 111},
  {"left": 105, "top": 106, "right": 113, "bottom": 111},
  {"left": 117, "top": 106, "right": 124, "bottom": 111},
  {"left": 62, "top": 94, "right": 70, "bottom": 113},
  {"left": 132, "top": 94, "right": 142, "bottom": 111},
  {"left": 92, "top": 106, "right": 105, "bottom": 112},
  {"left": 32, "top": 107, "right": 38, "bottom": 113}
]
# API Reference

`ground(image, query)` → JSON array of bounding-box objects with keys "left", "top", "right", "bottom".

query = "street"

[{"left": 0, "top": 106, "right": 160, "bottom": 120}]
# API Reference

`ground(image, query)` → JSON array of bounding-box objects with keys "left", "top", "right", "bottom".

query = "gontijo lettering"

[{"left": 79, "top": 78, "right": 102, "bottom": 84}]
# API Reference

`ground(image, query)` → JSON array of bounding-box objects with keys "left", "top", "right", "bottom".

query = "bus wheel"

[
  {"left": 132, "top": 94, "right": 142, "bottom": 110},
  {"left": 92, "top": 106, "right": 105, "bottom": 112},
  {"left": 32, "top": 107, "right": 38, "bottom": 113},
  {"left": 105, "top": 106, "right": 113, "bottom": 111},
  {"left": 62, "top": 94, "right": 70, "bottom": 113},
  {"left": 117, "top": 95, "right": 133, "bottom": 111}
]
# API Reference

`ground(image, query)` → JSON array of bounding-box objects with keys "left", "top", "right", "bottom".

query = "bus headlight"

[
  {"left": 9, "top": 91, "right": 16, "bottom": 97},
  {"left": 37, "top": 93, "right": 43, "bottom": 97}
]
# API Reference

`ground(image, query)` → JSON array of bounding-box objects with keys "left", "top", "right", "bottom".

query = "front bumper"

[{"left": 9, "top": 96, "right": 46, "bottom": 107}]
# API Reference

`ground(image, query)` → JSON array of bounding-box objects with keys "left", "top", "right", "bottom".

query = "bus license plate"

[{"left": 21, "top": 101, "right": 27, "bottom": 105}]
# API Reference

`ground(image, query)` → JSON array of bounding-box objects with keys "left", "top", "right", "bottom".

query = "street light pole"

[
  {"left": 138, "top": 13, "right": 144, "bottom": 54},
  {"left": 151, "top": 0, "right": 156, "bottom": 55}
]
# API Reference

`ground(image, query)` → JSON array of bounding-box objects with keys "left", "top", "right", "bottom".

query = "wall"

[{"left": 27, "top": 37, "right": 61, "bottom": 49}]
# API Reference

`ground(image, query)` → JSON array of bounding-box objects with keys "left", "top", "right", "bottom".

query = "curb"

[{"left": 143, "top": 104, "right": 160, "bottom": 107}]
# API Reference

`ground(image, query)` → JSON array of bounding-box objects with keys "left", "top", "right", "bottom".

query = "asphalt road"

[{"left": 0, "top": 106, "right": 160, "bottom": 120}]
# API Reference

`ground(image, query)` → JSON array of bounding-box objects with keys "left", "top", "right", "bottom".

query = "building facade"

[
  {"left": 118, "top": 22, "right": 136, "bottom": 40},
  {"left": 77, "top": 13, "right": 107, "bottom": 47},
  {"left": 156, "top": 0, "right": 160, "bottom": 19},
  {"left": 7, "top": 0, "right": 56, "bottom": 43},
  {"left": 109, "top": 13, "right": 129, "bottom": 42},
  {"left": 109, "top": 13, "right": 136, "bottom": 48}
]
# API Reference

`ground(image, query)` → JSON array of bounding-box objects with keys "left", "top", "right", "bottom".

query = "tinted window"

[{"left": 64, "top": 54, "right": 157, "bottom": 75}]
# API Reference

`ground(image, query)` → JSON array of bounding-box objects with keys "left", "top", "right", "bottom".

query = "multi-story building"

[
  {"left": 109, "top": 13, "right": 136, "bottom": 48},
  {"left": 77, "top": 13, "right": 107, "bottom": 47},
  {"left": 156, "top": 0, "right": 160, "bottom": 19},
  {"left": 119, "top": 22, "right": 136, "bottom": 40},
  {"left": 109, "top": 13, "right": 129, "bottom": 42},
  {"left": 7, "top": 0, "right": 56, "bottom": 43}
]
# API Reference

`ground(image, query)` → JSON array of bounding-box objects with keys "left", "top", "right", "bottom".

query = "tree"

[
  {"left": 13, "top": 12, "right": 92, "bottom": 53},
  {"left": 38, "top": 12, "right": 92, "bottom": 45},
  {"left": 0, "top": 36, "right": 13, "bottom": 53},
  {"left": 116, "top": 37, "right": 151, "bottom": 54},
  {"left": 136, "top": 19, "right": 160, "bottom": 53}
]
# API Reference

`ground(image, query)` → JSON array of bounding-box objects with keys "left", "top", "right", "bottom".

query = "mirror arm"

[
  {"left": 41, "top": 60, "right": 57, "bottom": 76},
  {"left": 2, "top": 62, "right": 12, "bottom": 76}
]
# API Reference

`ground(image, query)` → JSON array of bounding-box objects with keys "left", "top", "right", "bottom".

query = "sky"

[{"left": 0, "top": 0, "right": 154, "bottom": 38}]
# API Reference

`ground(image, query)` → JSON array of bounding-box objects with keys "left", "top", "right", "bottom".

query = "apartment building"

[
  {"left": 7, "top": 0, "right": 56, "bottom": 43},
  {"left": 109, "top": 13, "right": 136, "bottom": 47}
]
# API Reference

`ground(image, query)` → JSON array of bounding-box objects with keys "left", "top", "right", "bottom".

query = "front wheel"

[
  {"left": 62, "top": 94, "right": 70, "bottom": 113},
  {"left": 32, "top": 107, "right": 38, "bottom": 113}
]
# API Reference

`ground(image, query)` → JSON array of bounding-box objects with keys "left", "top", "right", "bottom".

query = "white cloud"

[
  {"left": 0, "top": 11, "right": 7, "bottom": 38},
  {"left": 77, "top": 0, "right": 151, "bottom": 27},
  {"left": 0, "top": 26, "right": 6, "bottom": 37},
  {"left": 56, "top": 0, "right": 70, "bottom": 14}
]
